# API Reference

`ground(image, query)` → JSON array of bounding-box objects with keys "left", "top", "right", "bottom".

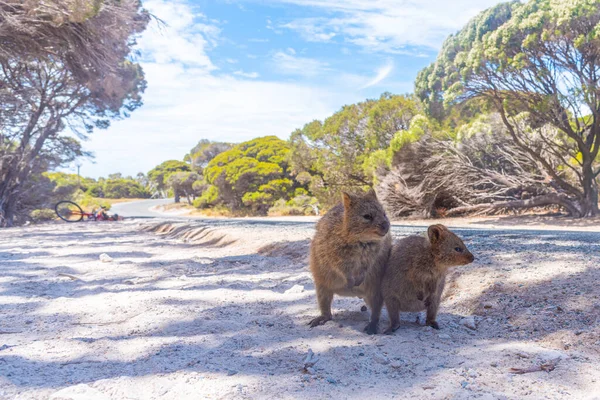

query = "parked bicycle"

[{"left": 54, "top": 201, "right": 122, "bottom": 222}]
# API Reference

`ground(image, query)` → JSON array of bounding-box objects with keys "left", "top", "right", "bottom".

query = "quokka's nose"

[
  {"left": 379, "top": 220, "right": 390, "bottom": 233},
  {"left": 467, "top": 253, "right": 475, "bottom": 263}
]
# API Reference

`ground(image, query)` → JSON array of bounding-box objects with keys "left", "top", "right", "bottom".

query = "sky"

[{"left": 72, "top": 0, "right": 505, "bottom": 178}]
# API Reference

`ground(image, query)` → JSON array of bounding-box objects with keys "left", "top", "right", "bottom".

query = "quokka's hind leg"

[{"left": 383, "top": 297, "right": 401, "bottom": 334}]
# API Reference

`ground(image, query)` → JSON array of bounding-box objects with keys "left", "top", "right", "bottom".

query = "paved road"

[
  {"left": 110, "top": 198, "right": 174, "bottom": 218},
  {"left": 109, "top": 200, "right": 600, "bottom": 245}
]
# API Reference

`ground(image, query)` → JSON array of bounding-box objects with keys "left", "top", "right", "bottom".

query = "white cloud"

[
  {"left": 273, "top": 0, "right": 504, "bottom": 52},
  {"left": 79, "top": 64, "right": 349, "bottom": 177},
  {"left": 272, "top": 49, "right": 329, "bottom": 77},
  {"left": 137, "top": 0, "right": 219, "bottom": 69},
  {"left": 234, "top": 70, "right": 260, "bottom": 78},
  {"left": 282, "top": 19, "right": 337, "bottom": 42},
  {"left": 76, "top": 0, "right": 352, "bottom": 178},
  {"left": 362, "top": 61, "right": 393, "bottom": 88}
]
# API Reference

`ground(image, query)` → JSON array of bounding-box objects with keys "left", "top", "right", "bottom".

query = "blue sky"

[{"left": 74, "top": 0, "right": 504, "bottom": 178}]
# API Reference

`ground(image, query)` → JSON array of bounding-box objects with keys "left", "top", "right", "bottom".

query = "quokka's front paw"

[
  {"left": 364, "top": 321, "right": 379, "bottom": 335},
  {"left": 426, "top": 320, "right": 440, "bottom": 330},
  {"left": 308, "top": 315, "right": 331, "bottom": 328},
  {"left": 383, "top": 323, "right": 400, "bottom": 335}
]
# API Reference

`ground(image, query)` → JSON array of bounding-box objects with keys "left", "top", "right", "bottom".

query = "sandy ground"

[{"left": 1, "top": 219, "right": 600, "bottom": 400}]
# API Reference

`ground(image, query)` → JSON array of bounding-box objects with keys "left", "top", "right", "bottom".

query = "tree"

[
  {"left": 289, "top": 93, "right": 419, "bottom": 208},
  {"left": 377, "top": 113, "right": 574, "bottom": 217},
  {"left": 415, "top": 0, "right": 600, "bottom": 217},
  {"left": 103, "top": 178, "right": 150, "bottom": 198},
  {"left": 167, "top": 171, "right": 201, "bottom": 204},
  {"left": 0, "top": 0, "right": 149, "bottom": 225},
  {"left": 200, "top": 136, "right": 303, "bottom": 214},
  {"left": 186, "top": 140, "right": 231, "bottom": 171},
  {"left": 108, "top": 173, "right": 123, "bottom": 180},
  {"left": 147, "top": 160, "right": 190, "bottom": 196},
  {"left": 135, "top": 172, "right": 149, "bottom": 187}
]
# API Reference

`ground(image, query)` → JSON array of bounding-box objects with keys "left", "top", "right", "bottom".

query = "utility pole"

[{"left": 75, "top": 162, "right": 82, "bottom": 190}]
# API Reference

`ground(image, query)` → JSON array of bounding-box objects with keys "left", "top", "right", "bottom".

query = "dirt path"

[{"left": 0, "top": 220, "right": 599, "bottom": 399}]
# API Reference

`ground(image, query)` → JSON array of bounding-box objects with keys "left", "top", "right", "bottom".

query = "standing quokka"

[
  {"left": 381, "top": 224, "right": 474, "bottom": 334},
  {"left": 309, "top": 189, "right": 391, "bottom": 334}
]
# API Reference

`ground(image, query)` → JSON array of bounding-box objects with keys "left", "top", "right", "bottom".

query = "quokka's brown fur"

[
  {"left": 381, "top": 224, "right": 474, "bottom": 334},
  {"left": 308, "top": 189, "right": 391, "bottom": 334}
]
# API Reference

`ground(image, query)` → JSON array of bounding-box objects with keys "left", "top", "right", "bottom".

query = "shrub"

[{"left": 30, "top": 209, "right": 56, "bottom": 222}]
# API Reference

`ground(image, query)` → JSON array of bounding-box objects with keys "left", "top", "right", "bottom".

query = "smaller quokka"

[{"left": 381, "top": 224, "right": 474, "bottom": 333}]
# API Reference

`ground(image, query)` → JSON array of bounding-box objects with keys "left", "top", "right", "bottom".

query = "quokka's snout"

[{"left": 377, "top": 218, "right": 390, "bottom": 236}]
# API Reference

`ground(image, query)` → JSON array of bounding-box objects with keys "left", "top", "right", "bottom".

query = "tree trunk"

[
  {"left": 0, "top": 190, "right": 17, "bottom": 227},
  {"left": 445, "top": 193, "right": 582, "bottom": 217},
  {"left": 581, "top": 162, "right": 599, "bottom": 216},
  {"left": 174, "top": 192, "right": 180, "bottom": 203}
]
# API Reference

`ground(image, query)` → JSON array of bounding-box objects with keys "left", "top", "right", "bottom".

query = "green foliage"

[
  {"left": 167, "top": 171, "right": 201, "bottom": 203},
  {"left": 102, "top": 178, "right": 150, "bottom": 198},
  {"left": 29, "top": 208, "right": 56, "bottom": 222},
  {"left": 86, "top": 183, "right": 104, "bottom": 197},
  {"left": 415, "top": 0, "right": 600, "bottom": 215},
  {"left": 267, "top": 195, "right": 319, "bottom": 216},
  {"left": 30, "top": 208, "right": 56, "bottom": 222},
  {"left": 44, "top": 172, "right": 93, "bottom": 200},
  {"left": 289, "top": 93, "right": 419, "bottom": 207},
  {"left": 147, "top": 160, "right": 191, "bottom": 193},
  {"left": 193, "top": 185, "right": 219, "bottom": 208},
  {"left": 389, "top": 115, "right": 434, "bottom": 152},
  {"left": 200, "top": 136, "right": 304, "bottom": 214},
  {"left": 76, "top": 194, "right": 112, "bottom": 211},
  {"left": 187, "top": 140, "right": 232, "bottom": 171},
  {"left": 415, "top": 1, "right": 518, "bottom": 118}
]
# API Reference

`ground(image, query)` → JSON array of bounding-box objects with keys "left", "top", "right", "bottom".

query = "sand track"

[{"left": 0, "top": 220, "right": 599, "bottom": 399}]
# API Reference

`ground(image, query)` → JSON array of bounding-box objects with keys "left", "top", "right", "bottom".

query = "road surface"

[
  {"left": 110, "top": 200, "right": 600, "bottom": 240},
  {"left": 110, "top": 198, "right": 173, "bottom": 218}
]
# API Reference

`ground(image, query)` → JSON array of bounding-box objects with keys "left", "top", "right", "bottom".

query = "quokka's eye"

[
  {"left": 455, "top": 247, "right": 463, "bottom": 253},
  {"left": 363, "top": 214, "right": 373, "bottom": 221}
]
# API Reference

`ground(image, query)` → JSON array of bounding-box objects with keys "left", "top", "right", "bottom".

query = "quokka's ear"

[
  {"left": 366, "top": 188, "right": 377, "bottom": 200},
  {"left": 342, "top": 192, "right": 353, "bottom": 210},
  {"left": 427, "top": 224, "right": 446, "bottom": 244}
]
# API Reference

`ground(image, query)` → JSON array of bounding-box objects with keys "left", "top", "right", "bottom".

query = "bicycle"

[{"left": 55, "top": 201, "right": 122, "bottom": 222}]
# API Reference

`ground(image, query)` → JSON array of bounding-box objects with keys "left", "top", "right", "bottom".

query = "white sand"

[{"left": 1, "top": 219, "right": 599, "bottom": 399}]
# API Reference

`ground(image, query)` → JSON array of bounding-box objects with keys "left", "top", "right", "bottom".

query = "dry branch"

[{"left": 378, "top": 114, "right": 582, "bottom": 218}]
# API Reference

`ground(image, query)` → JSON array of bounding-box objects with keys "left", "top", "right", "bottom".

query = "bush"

[
  {"left": 267, "top": 195, "right": 319, "bottom": 216},
  {"left": 77, "top": 194, "right": 112, "bottom": 212},
  {"left": 201, "top": 136, "right": 307, "bottom": 214},
  {"left": 103, "top": 178, "right": 150, "bottom": 198},
  {"left": 193, "top": 185, "right": 219, "bottom": 208},
  {"left": 85, "top": 184, "right": 104, "bottom": 197},
  {"left": 30, "top": 209, "right": 56, "bottom": 222}
]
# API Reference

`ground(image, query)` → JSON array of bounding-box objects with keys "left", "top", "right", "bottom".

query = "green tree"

[
  {"left": 167, "top": 171, "right": 201, "bottom": 204},
  {"left": 415, "top": 0, "right": 600, "bottom": 217},
  {"left": 147, "top": 160, "right": 190, "bottom": 196},
  {"left": 186, "top": 140, "right": 231, "bottom": 171},
  {"left": 200, "top": 136, "right": 303, "bottom": 214},
  {"left": 103, "top": 178, "right": 150, "bottom": 199},
  {"left": 289, "top": 93, "right": 418, "bottom": 207}
]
